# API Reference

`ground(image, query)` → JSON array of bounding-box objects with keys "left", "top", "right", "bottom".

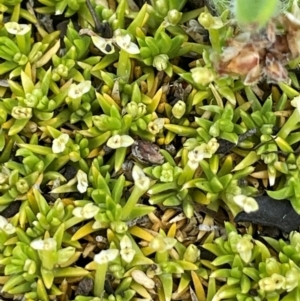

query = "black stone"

[{"left": 235, "top": 195, "right": 300, "bottom": 233}]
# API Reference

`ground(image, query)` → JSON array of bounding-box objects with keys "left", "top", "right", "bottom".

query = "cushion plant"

[{"left": 0, "top": 0, "right": 300, "bottom": 300}]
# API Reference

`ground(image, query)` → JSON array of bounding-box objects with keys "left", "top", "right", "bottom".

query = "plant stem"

[{"left": 94, "top": 262, "right": 108, "bottom": 298}]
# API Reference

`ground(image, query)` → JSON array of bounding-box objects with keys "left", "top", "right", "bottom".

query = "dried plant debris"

[{"left": 131, "top": 140, "right": 164, "bottom": 164}]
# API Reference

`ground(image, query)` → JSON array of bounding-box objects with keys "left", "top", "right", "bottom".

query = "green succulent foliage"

[
  {"left": 138, "top": 30, "right": 186, "bottom": 76},
  {"left": 146, "top": 150, "right": 196, "bottom": 218},
  {"left": 146, "top": 0, "right": 187, "bottom": 30},
  {"left": 196, "top": 103, "right": 244, "bottom": 144},
  {"left": 267, "top": 154, "right": 300, "bottom": 214},
  {"left": 0, "top": 0, "right": 22, "bottom": 5},
  {"left": 66, "top": 157, "right": 154, "bottom": 241},
  {"left": 0, "top": 161, "right": 40, "bottom": 210},
  {"left": 2, "top": 68, "right": 70, "bottom": 136},
  {"left": 0, "top": 228, "right": 86, "bottom": 300},
  {"left": 52, "top": 23, "right": 91, "bottom": 84},
  {"left": 0, "top": 24, "right": 61, "bottom": 77},
  {"left": 20, "top": 189, "right": 75, "bottom": 239},
  {"left": 202, "top": 223, "right": 300, "bottom": 301},
  {"left": 37, "top": 0, "right": 86, "bottom": 17}
]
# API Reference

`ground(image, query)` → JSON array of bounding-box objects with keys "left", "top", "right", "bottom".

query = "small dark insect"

[{"left": 131, "top": 140, "right": 164, "bottom": 165}]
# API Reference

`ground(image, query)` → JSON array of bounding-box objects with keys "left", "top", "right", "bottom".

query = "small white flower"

[
  {"left": 52, "top": 133, "right": 69, "bottom": 154},
  {"left": 94, "top": 249, "right": 119, "bottom": 264},
  {"left": 91, "top": 36, "right": 115, "bottom": 54},
  {"left": 73, "top": 203, "right": 99, "bottom": 219},
  {"left": 30, "top": 238, "right": 57, "bottom": 251},
  {"left": 115, "top": 34, "right": 140, "bottom": 54},
  {"left": 120, "top": 235, "right": 132, "bottom": 249},
  {"left": 233, "top": 195, "right": 259, "bottom": 213},
  {"left": 259, "top": 277, "right": 276, "bottom": 292},
  {"left": 120, "top": 248, "right": 136, "bottom": 263},
  {"left": 207, "top": 138, "right": 219, "bottom": 154},
  {"left": 148, "top": 118, "right": 165, "bottom": 135},
  {"left": 0, "top": 216, "right": 8, "bottom": 228},
  {"left": 107, "top": 134, "right": 134, "bottom": 149},
  {"left": 5, "top": 22, "right": 31, "bottom": 35},
  {"left": 187, "top": 144, "right": 209, "bottom": 169},
  {"left": 132, "top": 165, "right": 151, "bottom": 191},
  {"left": 271, "top": 274, "right": 285, "bottom": 290},
  {"left": 0, "top": 216, "right": 15, "bottom": 235},
  {"left": 120, "top": 235, "right": 136, "bottom": 263},
  {"left": 76, "top": 170, "right": 89, "bottom": 193},
  {"left": 68, "top": 81, "right": 92, "bottom": 99}
]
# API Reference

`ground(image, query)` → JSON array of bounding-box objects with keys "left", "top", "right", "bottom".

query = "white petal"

[
  {"left": 153, "top": 118, "right": 165, "bottom": 130},
  {"left": 83, "top": 203, "right": 99, "bottom": 219},
  {"left": 3, "top": 223, "right": 15, "bottom": 235},
  {"left": 30, "top": 239, "right": 44, "bottom": 250},
  {"left": 187, "top": 159, "right": 199, "bottom": 170},
  {"left": 115, "top": 35, "right": 140, "bottom": 54},
  {"left": 78, "top": 81, "right": 92, "bottom": 95},
  {"left": 92, "top": 36, "right": 115, "bottom": 54},
  {"left": 126, "top": 42, "right": 140, "bottom": 54},
  {"left": 92, "top": 35, "right": 106, "bottom": 48},
  {"left": 116, "top": 34, "right": 131, "bottom": 48},
  {"left": 58, "top": 133, "right": 69, "bottom": 144},
  {"left": 5, "top": 22, "right": 31, "bottom": 35},
  {"left": 43, "top": 238, "right": 57, "bottom": 250},
  {"left": 120, "top": 248, "right": 136, "bottom": 263},
  {"left": 233, "top": 194, "right": 247, "bottom": 207},
  {"left": 132, "top": 165, "right": 146, "bottom": 182},
  {"left": 76, "top": 170, "right": 88, "bottom": 193},
  {"left": 0, "top": 216, "right": 8, "bottom": 228},
  {"left": 52, "top": 134, "right": 69, "bottom": 154},
  {"left": 120, "top": 135, "right": 134, "bottom": 147},
  {"left": 107, "top": 135, "right": 122, "bottom": 149},
  {"left": 120, "top": 235, "right": 132, "bottom": 250},
  {"left": 52, "top": 140, "right": 65, "bottom": 154},
  {"left": 94, "top": 249, "right": 119, "bottom": 264},
  {"left": 31, "top": 238, "right": 57, "bottom": 251},
  {"left": 243, "top": 197, "right": 259, "bottom": 213},
  {"left": 72, "top": 207, "right": 84, "bottom": 218},
  {"left": 68, "top": 84, "right": 83, "bottom": 99}
]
